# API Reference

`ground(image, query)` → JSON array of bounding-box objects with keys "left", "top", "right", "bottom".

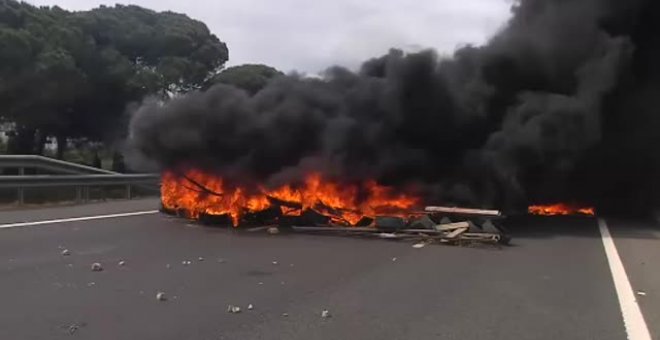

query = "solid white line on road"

[
  {"left": 0, "top": 210, "right": 160, "bottom": 229},
  {"left": 598, "top": 218, "right": 651, "bottom": 340}
]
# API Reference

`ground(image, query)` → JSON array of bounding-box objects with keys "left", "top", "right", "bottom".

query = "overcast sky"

[{"left": 26, "top": 0, "right": 512, "bottom": 74}]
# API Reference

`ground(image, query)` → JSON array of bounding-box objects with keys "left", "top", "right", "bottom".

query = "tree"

[
  {"left": 0, "top": 1, "right": 229, "bottom": 157},
  {"left": 207, "top": 64, "right": 283, "bottom": 95}
]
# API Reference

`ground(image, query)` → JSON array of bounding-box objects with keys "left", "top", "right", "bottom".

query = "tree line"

[{"left": 0, "top": 0, "right": 282, "bottom": 166}]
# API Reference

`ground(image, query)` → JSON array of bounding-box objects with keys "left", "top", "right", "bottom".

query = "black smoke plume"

[{"left": 128, "top": 0, "right": 660, "bottom": 214}]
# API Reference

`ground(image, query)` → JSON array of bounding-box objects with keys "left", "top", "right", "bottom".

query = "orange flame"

[
  {"left": 161, "top": 170, "right": 419, "bottom": 226},
  {"left": 528, "top": 203, "right": 595, "bottom": 216}
]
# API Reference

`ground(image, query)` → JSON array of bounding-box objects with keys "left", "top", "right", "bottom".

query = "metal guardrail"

[
  {"left": 0, "top": 154, "right": 117, "bottom": 174},
  {"left": 0, "top": 174, "right": 160, "bottom": 188},
  {"left": 0, "top": 155, "right": 160, "bottom": 205}
]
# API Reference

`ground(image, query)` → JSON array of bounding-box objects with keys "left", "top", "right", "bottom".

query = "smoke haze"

[{"left": 128, "top": 0, "right": 660, "bottom": 214}]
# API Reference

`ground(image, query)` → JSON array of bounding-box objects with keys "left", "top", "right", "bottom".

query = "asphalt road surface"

[{"left": 0, "top": 199, "right": 658, "bottom": 340}]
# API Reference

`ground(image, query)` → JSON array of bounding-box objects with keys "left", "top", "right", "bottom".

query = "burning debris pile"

[{"left": 160, "top": 170, "right": 509, "bottom": 246}]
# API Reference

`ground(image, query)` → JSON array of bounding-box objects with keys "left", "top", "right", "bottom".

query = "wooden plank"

[
  {"left": 424, "top": 206, "right": 501, "bottom": 216},
  {"left": 445, "top": 227, "right": 468, "bottom": 238},
  {"left": 434, "top": 221, "right": 470, "bottom": 231}
]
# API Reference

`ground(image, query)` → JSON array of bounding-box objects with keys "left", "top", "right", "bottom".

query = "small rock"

[
  {"left": 217, "top": 258, "right": 226, "bottom": 263},
  {"left": 227, "top": 305, "right": 241, "bottom": 313},
  {"left": 267, "top": 227, "right": 280, "bottom": 235},
  {"left": 198, "top": 257, "right": 204, "bottom": 262},
  {"left": 156, "top": 292, "right": 167, "bottom": 301},
  {"left": 392, "top": 257, "right": 397, "bottom": 262},
  {"left": 182, "top": 260, "right": 192, "bottom": 266},
  {"left": 289, "top": 263, "right": 294, "bottom": 267},
  {"left": 166, "top": 264, "right": 171, "bottom": 269},
  {"left": 258, "top": 282, "right": 264, "bottom": 285},
  {"left": 282, "top": 313, "right": 289, "bottom": 317},
  {"left": 272, "top": 261, "right": 278, "bottom": 265},
  {"left": 637, "top": 291, "right": 647, "bottom": 296},
  {"left": 118, "top": 260, "right": 126, "bottom": 266},
  {"left": 412, "top": 242, "right": 426, "bottom": 249},
  {"left": 61, "top": 249, "right": 71, "bottom": 256},
  {"left": 90, "top": 263, "right": 103, "bottom": 272},
  {"left": 87, "top": 282, "right": 96, "bottom": 287},
  {"left": 247, "top": 304, "right": 254, "bottom": 310},
  {"left": 321, "top": 310, "right": 331, "bottom": 318}
]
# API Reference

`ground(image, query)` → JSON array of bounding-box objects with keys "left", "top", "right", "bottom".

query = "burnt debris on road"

[{"left": 162, "top": 204, "right": 511, "bottom": 247}]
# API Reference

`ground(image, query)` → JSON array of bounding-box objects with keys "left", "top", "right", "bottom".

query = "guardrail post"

[
  {"left": 16, "top": 167, "right": 26, "bottom": 205},
  {"left": 83, "top": 186, "right": 90, "bottom": 203},
  {"left": 75, "top": 186, "right": 82, "bottom": 203},
  {"left": 17, "top": 187, "right": 24, "bottom": 205},
  {"left": 126, "top": 184, "right": 132, "bottom": 200}
]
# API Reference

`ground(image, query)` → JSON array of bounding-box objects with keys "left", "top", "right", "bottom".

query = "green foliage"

[
  {"left": 207, "top": 64, "right": 283, "bottom": 95},
  {"left": 0, "top": 0, "right": 229, "bottom": 154}
]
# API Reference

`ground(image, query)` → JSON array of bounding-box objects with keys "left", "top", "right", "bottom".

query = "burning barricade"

[{"left": 159, "top": 170, "right": 510, "bottom": 247}]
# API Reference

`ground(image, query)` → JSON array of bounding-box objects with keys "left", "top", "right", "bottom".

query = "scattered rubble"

[
  {"left": 182, "top": 260, "right": 192, "bottom": 265},
  {"left": 156, "top": 292, "right": 167, "bottom": 301},
  {"left": 91, "top": 263, "right": 103, "bottom": 272},
  {"left": 321, "top": 310, "right": 331, "bottom": 318},
  {"left": 61, "top": 249, "right": 71, "bottom": 256}
]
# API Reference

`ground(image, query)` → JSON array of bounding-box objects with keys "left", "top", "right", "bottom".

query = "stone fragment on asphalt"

[
  {"left": 156, "top": 292, "right": 167, "bottom": 301},
  {"left": 321, "top": 310, "right": 331, "bottom": 318},
  {"left": 118, "top": 260, "right": 126, "bottom": 266},
  {"left": 637, "top": 291, "right": 647, "bottom": 296},
  {"left": 198, "top": 257, "right": 204, "bottom": 262},
  {"left": 272, "top": 261, "right": 278, "bottom": 265},
  {"left": 61, "top": 249, "right": 71, "bottom": 256},
  {"left": 248, "top": 304, "right": 253, "bottom": 310},
  {"left": 412, "top": 242, "right": 426, "bottom": 249},
  {"left": 91, "top": 263, "right": 103, "bottom": 271},
  {"left": 227, "top": 305, "right": 241, "bottom": 313},
  {"left": 267, "top": 227, "right": 280, "bottom": 234},
  {"left": 282, "top": 313, "right": 289, "bottom": 317}
]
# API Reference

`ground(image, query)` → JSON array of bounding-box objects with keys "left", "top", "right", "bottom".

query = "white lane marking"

[
  {"left": 598, "top": 218, "right": 651, "bottom": 340},
  {"left": 0, "top": 210, "right": 160, "bottom": 229}
]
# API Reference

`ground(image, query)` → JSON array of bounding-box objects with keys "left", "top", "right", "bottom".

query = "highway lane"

[{"left": 0, "top": 200, "right": 655, "bottom": 340}]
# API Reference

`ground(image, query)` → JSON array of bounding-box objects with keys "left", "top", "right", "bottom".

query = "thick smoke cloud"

[{"left": 128, "top": 0, "right": 660, "bottom": 214}]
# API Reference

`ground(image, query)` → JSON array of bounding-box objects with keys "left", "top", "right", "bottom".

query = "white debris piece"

[
  {"left": 61, "top": 249, "right": 71, "bottom": 256},
  {"left": 118, "top": 260, "right": 126, "bottom": 266},
  {"left": 156, "top": 292, "right": 167, "bottom": 301},
  {"left": 198, "top": 257, "right": 204, "bottom": 262},
  {"left": 282, "top": 313, "right": 289, "bottom": 317},
  {"left": 91, "top": 263, "right": 103, "bottom": 271},
  {"left": 392, "top": 257, "right": 397, "bottom": 262},
  {"left": 182, "top": 260, "right": 192, "bottom": 266},
  {"left": 267, "top": 227, "right": 280, "bottom": 235},
  {"left": 412, "top": 242, "right": 426, "bottom": 249},
  {"left": 321, "top": 310, "right": 331, "bottom": 318},
  {"left": 87, "top": 282, "right": 96, "bottom": 287},
  {"left": 227, "top": 305, "right": 241, "bottom": 313},
  {"left": 272, "top": 261, "right": 278, "bottom": 265},
  {"left": 637, "top": 291, "right": 647, "bottom": 296},
  {"left": 258, "top": 282, "right": 264, "bottom": 285},
  {"left": 247, "top": 304, "right": 254, "bottom": 310}
]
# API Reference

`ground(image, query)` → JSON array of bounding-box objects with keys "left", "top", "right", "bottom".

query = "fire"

[
  {"left": 161, "top": 169, "right": 419, "bottom": 226},
  {"left": 528, "top": 203, "right": 595, "bottom": 216}
]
